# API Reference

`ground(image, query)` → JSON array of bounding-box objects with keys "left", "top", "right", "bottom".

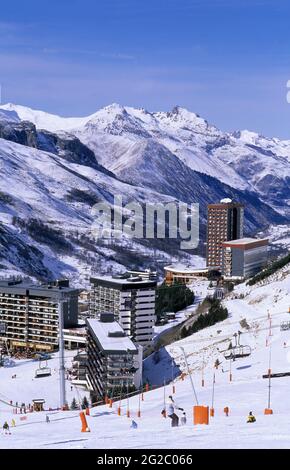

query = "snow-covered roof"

[
  {"left": 86, "top": 318, "right": 137, "bottom": 354},
  {"left": 164, "top": 261, "right": 208, "bottom": 274}
]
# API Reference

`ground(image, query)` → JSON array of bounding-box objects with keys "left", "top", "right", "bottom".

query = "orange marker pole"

[
  {"left": 202, "top": 353, "right": 205, "bottom": 387},
  {"left": 163, "top": 378, "right": 166, "bottom": 417},
  {"left": 137, "top": 392, "right": 141, "bottom": 418},
  {"left": 210, "top": 373, "right": 215, "bottom": 417},
  {"left": 266, "top": 344, "right": 273, "bottom": 414},
  {"left": 80, "top": 411, "right": 90, "bottom": 432},
  {"left": 118, "top": 382, "right": 123, "bottom": 416}
]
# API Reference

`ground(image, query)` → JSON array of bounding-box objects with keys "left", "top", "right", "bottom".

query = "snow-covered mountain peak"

[
  {"left": 103, "top": 102, "right": 126, "bottom": 114},
  {"left": 83, "top": 103, "right": 152, "bottom": 138},
  {"left": 0, "top": 102, "right": 89, "bottom": 132},
  {"left": 170, "top": 105, "right": 202, "bottom": 119},
  {"left": 0, "top": 102, "right": 218, "bottom": 136},
  {"left": 152, "top": 105, "right": 218, "bottom": 137},
  {"left": 84, "top": 103, "right": 128, "bottom": 126},
  {"left": 233, "top": 129, "right": 262, "bottom": 145},
  {"left": 1, "top": 101, "right": 290, "bottom": 219}
]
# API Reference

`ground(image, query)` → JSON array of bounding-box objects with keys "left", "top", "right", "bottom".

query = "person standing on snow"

[
  {"left": 180, "top": 412, "right": 187, "bottom": 425},
  {"left": 167, "top": 395, "right": 184, "bottom": 427},
  {"left": 46, "top": 415, "right": 50, "bottom": 423},
  {"left": 247, "top": 411, "right": 256, "bottom": 423},
  {"left": 3, "top": 422, "right": 10, "bottom": 434}
]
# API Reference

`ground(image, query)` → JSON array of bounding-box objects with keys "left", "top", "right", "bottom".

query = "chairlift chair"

[
  {"left": 224, "top": 345, "right": 251, "bottom": 360},
  {"left": 35, "top": 358, "right": 52, "bottom": 378}
]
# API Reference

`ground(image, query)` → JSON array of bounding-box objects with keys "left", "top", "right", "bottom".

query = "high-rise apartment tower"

[
  {"left": 206, "top": 199, "right": 244, "bottom": 270},
  {"left": 89, "top": 275, "right": 156, "bottom": 347}
]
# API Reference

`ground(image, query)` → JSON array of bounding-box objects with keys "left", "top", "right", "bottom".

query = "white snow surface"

[
  {"left": 1, "top": 265, "right": 290, "bottom": 448},
  {"left": 0, "top": 103, "right": 90, "bottom": 132}
]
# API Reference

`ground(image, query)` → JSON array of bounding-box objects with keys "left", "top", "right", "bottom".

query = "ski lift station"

[{"left": 32, "top": 399, "right": 45, "bottom": 412}]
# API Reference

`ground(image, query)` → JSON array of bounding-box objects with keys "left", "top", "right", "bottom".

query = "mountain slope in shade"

[
  {"left": 0, "top": 137, "right": 205, "bottom": 282},
  {"left": 0, "top": 103, "right": 289, "bottom": 282}
]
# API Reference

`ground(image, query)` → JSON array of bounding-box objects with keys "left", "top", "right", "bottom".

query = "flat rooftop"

[
  {"left": 222, "top": 238, "right": 269, "bottom": 249},
  {"left": 90, "top": 274, "right": 157, "bottom": 290},
  {"left": 87, "top": 318, "right": 137, "bottom": 354},
  {"left": 208, "top": 202, "right": 244, "bottom": 209},
  {"left": 0, "top": 279, "right": 79, "bottom": 297}
]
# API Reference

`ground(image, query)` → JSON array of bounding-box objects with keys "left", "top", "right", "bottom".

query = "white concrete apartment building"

[
  {"left": 221, "top": 237, "right": 269, "bottom": 279},
  {"left": 86, "top": 313, "right": 142, "bottom": 399},
  {"left": 89, "top": 275, "right": 156, "bottom": 347}
]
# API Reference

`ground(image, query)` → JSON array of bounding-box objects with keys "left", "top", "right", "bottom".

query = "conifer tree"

[
  {"left": 82, "top": 396, "right": 89, "bottom": 409},
  {"left": 70, "top": 397, "right": 78, "bottom": 410}
]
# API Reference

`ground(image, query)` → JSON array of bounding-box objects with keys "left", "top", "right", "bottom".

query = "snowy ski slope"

[{"left": 0, "top": 264, "right": 290, "bottom": 448}]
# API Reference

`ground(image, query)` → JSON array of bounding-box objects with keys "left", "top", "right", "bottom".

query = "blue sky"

[{"left": 1, "top": 0, "right": 290, "bottom": 137}]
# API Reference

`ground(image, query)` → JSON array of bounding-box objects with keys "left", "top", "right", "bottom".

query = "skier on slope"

[
  {"left": 130, "top": 420, "right": 138, "bottom": 429},
  {"left": 247, "top": 411, "right": 256, "bottom": 423},
  {"left": 3, "top": 422, "right": 10, "bottom": 434},
  {"left": 166, "top": 395, "right": 184, "bottom": 427}
]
